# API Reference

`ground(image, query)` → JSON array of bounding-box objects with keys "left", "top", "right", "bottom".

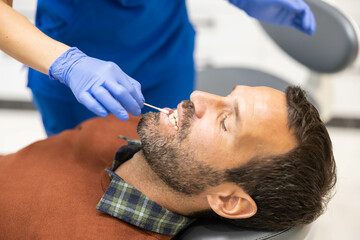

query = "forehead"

[
  {"left": 231, "top": 85, "right": 284, "bottom": 103},
  {"left": 230, "top": 86, "right": 287, "bottom": 123},
  {"left": 230, "top": 86, "right": 296, "bottom": 160}
]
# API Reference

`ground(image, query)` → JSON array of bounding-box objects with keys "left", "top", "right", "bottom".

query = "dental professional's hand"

[
  {"left": 229, "top": 0, "right": 316, "bottom": 35},
  {"left": 49, "top": 47, "right": 144, "bottom": 121}
]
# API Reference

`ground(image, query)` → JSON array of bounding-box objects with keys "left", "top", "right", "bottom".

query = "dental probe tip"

[{"left": 144, "top": 103, "right": 169, "bottom": 114}]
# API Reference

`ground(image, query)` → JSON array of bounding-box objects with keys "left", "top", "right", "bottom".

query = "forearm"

[{"left": 0, "top": 1, "right": 70, "bottom": 74}]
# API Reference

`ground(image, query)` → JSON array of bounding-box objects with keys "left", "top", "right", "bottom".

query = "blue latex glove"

[
  {"left": 49, "top": 47, "right": 144, "bottom": 121},
  {"left": 229, "top": 0, "right": 316, "bottom": 35}
]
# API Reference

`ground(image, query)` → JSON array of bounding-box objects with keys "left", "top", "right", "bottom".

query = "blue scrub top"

[{"left": 28, "top": 0, "right": 195, "bottom": 109}]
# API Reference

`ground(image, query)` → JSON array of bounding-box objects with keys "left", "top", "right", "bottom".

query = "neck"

[{"left": 114, "top": 150, "right": 206, "bottom": 216}]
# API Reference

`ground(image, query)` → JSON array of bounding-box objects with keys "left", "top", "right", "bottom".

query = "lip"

[
  {"left": 176, "top": 102, "right": 183, "bottom": 127},
  {"left": 161, "top": 106, "right": 179, "bottom": 131},
  {"left": 161, "top": 102, "right": 185, "bottom": 131}
]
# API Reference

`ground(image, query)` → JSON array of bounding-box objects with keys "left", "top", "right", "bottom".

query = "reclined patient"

[{"left": 0, "top": 85, "right": 336, "bottom": 239}]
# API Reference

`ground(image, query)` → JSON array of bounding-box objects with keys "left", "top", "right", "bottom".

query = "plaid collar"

[{"left": 96, "top": 143, "right": 194, "bottom": 235}]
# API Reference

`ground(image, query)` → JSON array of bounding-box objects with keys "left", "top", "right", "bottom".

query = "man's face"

[{"left": 137, "top": 86, "right": 297, "bottom": 195}]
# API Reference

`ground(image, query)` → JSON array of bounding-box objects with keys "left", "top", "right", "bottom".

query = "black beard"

[{"left": 137, "top": 100, "right": 222, "bottom": 196}]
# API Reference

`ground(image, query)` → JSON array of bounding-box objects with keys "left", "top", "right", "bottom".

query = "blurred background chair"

[
  {"left": 176, "top": 0, "right": 359, "bottom": 239},
  {"left": 176, "top": 218, "right": 311, "bottom": 240}
]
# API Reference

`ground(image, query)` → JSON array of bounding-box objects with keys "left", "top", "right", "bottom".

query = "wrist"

[{"left": 48, "top": 47, "right": 87, "bottom": 85}]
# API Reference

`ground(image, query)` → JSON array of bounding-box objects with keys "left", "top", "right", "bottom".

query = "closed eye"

[{"left": 221, "top": 115, "right": 228, "bottom": 131}]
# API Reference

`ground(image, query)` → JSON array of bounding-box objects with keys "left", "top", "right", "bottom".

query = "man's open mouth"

[{"left": 168, "top": 110, "right": 179, "bottom": 130}]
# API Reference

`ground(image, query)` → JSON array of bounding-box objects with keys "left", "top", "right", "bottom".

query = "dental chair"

[{"left": 175, "top": 0, "right": 359, "bottom": 239}]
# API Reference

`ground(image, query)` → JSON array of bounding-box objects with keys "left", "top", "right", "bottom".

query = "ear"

[{"left": 206, "top": 185, "right": 257, "bottom": 219}]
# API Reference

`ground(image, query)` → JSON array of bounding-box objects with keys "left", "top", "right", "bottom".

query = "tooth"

[
  {"left": 170, "top": 117, "right": 175, "bottom": 126},
  {"left": 168, "top": 110, "right": 179, "bottom": 130}
]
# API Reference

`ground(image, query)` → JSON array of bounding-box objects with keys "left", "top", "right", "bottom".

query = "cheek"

[
  {"left": 187, "top": 125, "right": 229, "bottom": 167},
  {"left": 188, "top": 123, "right": 216, "bottom": 146}
]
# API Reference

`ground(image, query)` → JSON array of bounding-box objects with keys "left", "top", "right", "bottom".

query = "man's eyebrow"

[
  {"left": 234, "top": 99, "right": 239, "bottom": 124},
  {"left": 229, "top": 86, "right": 240, "bottom": 125}
]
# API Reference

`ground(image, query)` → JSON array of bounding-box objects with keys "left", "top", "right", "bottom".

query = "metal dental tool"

[{"left": 144, "top": 103, "right": 170, "bottom": 114}]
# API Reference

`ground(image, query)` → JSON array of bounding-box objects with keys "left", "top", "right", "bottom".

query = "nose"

[{"left": 190, "top": 91, "right": 224, "bottom": 118}]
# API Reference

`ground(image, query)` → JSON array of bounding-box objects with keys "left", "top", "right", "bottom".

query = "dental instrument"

[{"left": 144, "top": 103, "right": 170, "bottom": 114}]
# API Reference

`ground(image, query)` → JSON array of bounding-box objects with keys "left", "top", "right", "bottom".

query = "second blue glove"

[{"left": 230, "top": 0, "right": 316, "bottom": 35}]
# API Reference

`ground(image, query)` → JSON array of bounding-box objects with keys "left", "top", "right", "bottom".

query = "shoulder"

[{"left": 3, "top": 115, "right": 141, "bottom": 165}]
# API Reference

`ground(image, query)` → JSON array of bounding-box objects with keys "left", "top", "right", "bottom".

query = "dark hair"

[{"left": 221, "top": 86, "right": 337, "bottom": 230}]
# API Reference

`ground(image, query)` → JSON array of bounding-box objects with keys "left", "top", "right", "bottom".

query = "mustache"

[
  {"left": 178, "top": 100, "right": 195, "bottom": 140},
  {"left": 181, "top": 100, "right": 195, "bottom": 119}
]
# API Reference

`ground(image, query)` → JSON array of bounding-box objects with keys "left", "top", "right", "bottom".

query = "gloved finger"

[
  {"left": 115, "top": 85, "right": 142, "bottom": 116},
  {"left": 292, "top": 11, "right": 302, "bottom": 26},
  {"left": 289, "top": 0, "right": 317, "bottom": 34},
  {"left": 104, "top": 80, "right": 142, "bottom": 116},
  {"left": 275, "top": 0, "right": 307, "bottom": 13},
  {"left": 292, "top": 19, "right": 308, "bottom": 34},
  {"left": 309, "top": 9, "right": 317, "bottom": 34},
  {"left": 302, "top": 6, "right": 312, "bottom": 33},
  {"left": 127, "top": 76, "right": 145, "bottom": 107},
  {"left": 109, "top": 66, "right": 144, "bottom": 107},
  {"left": 77, "top": 91, "right": 108, "bottom": 117},
  {"left": 293, "top": 14, "right": 309, "bottom": 34},
  {"left": 91, "top": 86, "right": 130, "bottom": 121},
  {"left": 292, "top": 7, "right": 315, "bottom": 35},
  {"left": 120, "top": 76, "right": 144, "bottom": 107},
  {"left": 276, "top": 8, "right": 292, "bottom": 25}
]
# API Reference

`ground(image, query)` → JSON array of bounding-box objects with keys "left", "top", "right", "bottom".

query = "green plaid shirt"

[{"left": 96, "top": 143, "right": 194, "bottom": 235}]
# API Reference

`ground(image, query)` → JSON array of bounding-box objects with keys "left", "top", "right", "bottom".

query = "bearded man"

[{"left": 0, "top": 86, "right": 336, "bottom": 239}]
